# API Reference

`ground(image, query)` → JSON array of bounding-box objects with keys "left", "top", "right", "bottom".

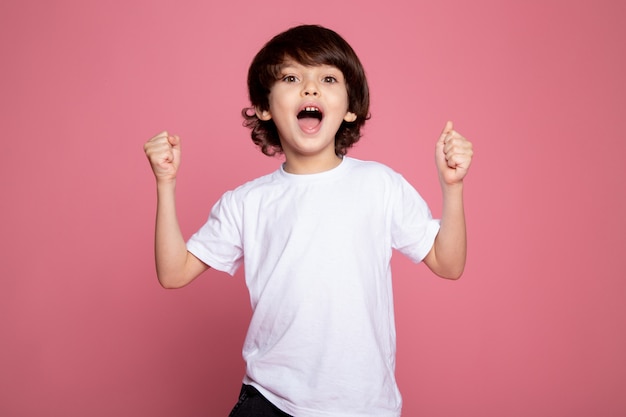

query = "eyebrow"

[{"left": 280, "top": 63, "right": 342, "bottom": 73}]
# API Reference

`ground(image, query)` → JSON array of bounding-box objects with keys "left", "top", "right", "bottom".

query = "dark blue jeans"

[{"left": 228, "top": 384, "right": 293, "bottom": 417}]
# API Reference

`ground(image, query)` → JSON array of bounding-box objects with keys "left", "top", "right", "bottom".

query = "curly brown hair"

[{"left": 242, "top": 25, "right": 370, "bottom": 156}]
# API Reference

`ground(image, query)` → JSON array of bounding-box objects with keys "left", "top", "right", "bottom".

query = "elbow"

[
  {"left": 443, "top": 271, "right": 464, "bottom": 280},
  {"left": 436, "top": 265, "right": 465, "bottom": 280},
  {"left": 159, "top": 281, "right": 183, "bottom": 290},
  {"left": 423, "top": 243, "right": 466, "bottom": 281},
  {"left": 157, "top": 274, "right": 189, "bottom": 289}
]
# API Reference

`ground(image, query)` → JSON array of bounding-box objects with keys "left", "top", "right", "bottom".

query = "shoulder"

[
  {"left": 345, "top": 157, "right": 427, "bottom": 206},
  {"left": 344, "top": 157, "right": 405, "bottom": 183},
  {"left": 233, "top": 169, "right": 279, "bottom": 193},
  {"left": 216, "top": 167, "right": 283, "bottom": 206}
]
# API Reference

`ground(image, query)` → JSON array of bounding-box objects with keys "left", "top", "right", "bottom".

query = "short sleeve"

[
  {"left": 390, "top": 176, "right": 441, "bottom": 263},
  {"left": 186, "top": 191, "right": 244, "bottom": 276}
]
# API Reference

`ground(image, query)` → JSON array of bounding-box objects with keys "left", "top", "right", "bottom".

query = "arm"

[
  {"left": 144, "top": 132, "right": 209, "bottom": 288},
  {"left": 423, "top": 121, "right": 473, "bottom": 280}
]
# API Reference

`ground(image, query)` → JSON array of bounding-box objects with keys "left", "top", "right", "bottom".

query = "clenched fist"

[
  {"left": 435, "top": 121, "right": 473, "bottom": 186},
  {"left": 144, "top": 131, "right": 181, "bottom": 183}
]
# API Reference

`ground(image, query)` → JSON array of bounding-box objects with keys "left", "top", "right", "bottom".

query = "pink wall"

[{"left": 1, "top": 1, "right": 625, "bottom": 416}]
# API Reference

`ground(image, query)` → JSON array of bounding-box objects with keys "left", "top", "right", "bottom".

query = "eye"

[
  {"left": 282, "top": 75, "right": 298, "bottom": 83},
  {"left": 322, "top": 75, "right": 338, "bottom": 83}
]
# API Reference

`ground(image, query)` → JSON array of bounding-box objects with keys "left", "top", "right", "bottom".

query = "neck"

[{"left": 283, "top": 154, "right": 343, "bottom": 175}]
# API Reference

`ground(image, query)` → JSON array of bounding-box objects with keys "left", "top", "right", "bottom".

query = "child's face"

[{"left": 256, "top": 59, "right": 356, "bottom": 170}]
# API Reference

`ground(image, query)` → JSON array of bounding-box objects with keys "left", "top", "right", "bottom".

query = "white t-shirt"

[{"left": 187, "top": 157, "right": 440, "bottom": 417}]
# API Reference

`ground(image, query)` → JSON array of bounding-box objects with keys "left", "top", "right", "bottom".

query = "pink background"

[{"left": 1, "top": 0, "right": 625, "bottom": 416}]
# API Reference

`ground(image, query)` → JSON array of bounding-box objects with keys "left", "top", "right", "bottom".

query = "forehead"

[{"left": 279, "top": 58, "right": 343, "bottom": 73}]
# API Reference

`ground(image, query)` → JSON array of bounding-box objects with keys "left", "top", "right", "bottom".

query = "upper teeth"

[{"left": 304, "top": 107, "right": 320, "bottom": 112}]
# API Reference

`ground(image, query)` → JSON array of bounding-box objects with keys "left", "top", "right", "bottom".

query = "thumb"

[
  {"left": 435, "top": 121, "right": 452, "bottom": 170},
  {"left": 168, "top": 134, "right": 181, "bottom": 148},
  {"left": 442, "top": 120, "right": 454, "bottom": 136},
  {"left": 437, "top": 121, "right": 453, "bottom": 147}
]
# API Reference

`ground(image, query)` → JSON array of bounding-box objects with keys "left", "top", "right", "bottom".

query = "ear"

[
  {"left": 255, "top": 107, "right": 272, "bottom": 121},
  {"left": 344, "top": 112, "right": 357, "bottom": 123}
]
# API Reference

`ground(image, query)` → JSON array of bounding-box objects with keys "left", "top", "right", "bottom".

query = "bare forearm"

[
  {"left": 154, "top": 180, "right": 193, "bottom": 288},
  {"left": 430, "top": 183, "right": 467, "bottom": 279}
]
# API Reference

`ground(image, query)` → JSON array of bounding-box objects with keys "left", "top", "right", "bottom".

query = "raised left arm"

[{"left": 423, "top": 121, "right": 474, "bottom": 279}]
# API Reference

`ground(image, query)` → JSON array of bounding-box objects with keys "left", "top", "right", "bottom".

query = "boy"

[{"left": 144, "top": 25, "right": 473, "bottom": 417}]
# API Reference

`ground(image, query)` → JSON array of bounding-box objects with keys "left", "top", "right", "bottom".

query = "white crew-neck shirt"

[{"left": 187, "top": 157, "right": 440, "bottom": 417}]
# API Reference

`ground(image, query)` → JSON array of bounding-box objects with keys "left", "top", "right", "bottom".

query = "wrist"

[
  {"left": 156, "top": 177, "right": 177, "bottom": 191},
  {"left": 440, "top": 180, "right": 464, "bottom": 194}
]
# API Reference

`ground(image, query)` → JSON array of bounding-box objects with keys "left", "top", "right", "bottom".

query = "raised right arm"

[{"left": 144, "top": 132, "right": 209, "bottom": 288}]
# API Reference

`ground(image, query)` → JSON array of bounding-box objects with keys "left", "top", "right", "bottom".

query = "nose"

[{"left": 301, "top": 80, "right": 319, "bottom": 97}]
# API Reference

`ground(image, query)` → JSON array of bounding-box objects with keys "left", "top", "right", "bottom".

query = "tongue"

[{"left": 298, "top": 116, "right": 321, "bottom": 132}]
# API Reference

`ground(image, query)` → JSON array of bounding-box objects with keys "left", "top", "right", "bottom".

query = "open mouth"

[{"left": 297, "top": 106, "right": 323, "bottom": 132}]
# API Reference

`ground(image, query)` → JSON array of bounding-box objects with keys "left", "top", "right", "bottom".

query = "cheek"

[
  {"left": 338, "top": 89, "right": 350, "bottom": 108},
  {"left": 268, "top": 92, "right": 289, "bottom": 112}
]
